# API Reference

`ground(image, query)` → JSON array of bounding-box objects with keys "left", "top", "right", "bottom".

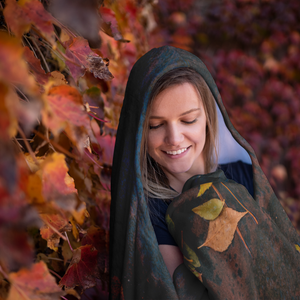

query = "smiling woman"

[{"left": 110, "top": 46, "right": 300, "bottom": 300}]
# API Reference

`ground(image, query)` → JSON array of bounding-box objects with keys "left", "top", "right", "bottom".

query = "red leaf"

[
  {"left": 0, "top": 228, "right": 34, "bottom": 272},
  {"left": 4, "top": 0, "right": 55, "bottom": 43},
  {"left": 23, "top": 46, "right": 50, "bottom": 85},
  {"left": 7, "top": 261, "right": 63, "bottom": 300},
  {"left": 43, "top": 85, "right": 90, "bottom": 149},
  {"left": 60, "top": 245, "right": 99, "bottom": 290},
  {"left": 100, "top": 7, "right": 129, "bottom": 42}
]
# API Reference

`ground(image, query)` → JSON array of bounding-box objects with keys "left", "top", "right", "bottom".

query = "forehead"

[{"left": 150, "top": 82, "right": 203, "bottom": 114}]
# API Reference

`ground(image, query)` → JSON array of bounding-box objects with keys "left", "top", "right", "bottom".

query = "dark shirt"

[{"left": 148, "top": 161, "right": 253, "bottom": 246}]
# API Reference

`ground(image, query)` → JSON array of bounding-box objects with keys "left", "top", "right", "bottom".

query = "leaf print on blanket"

[
  {"left": 192, "top": 198, "right": 224, "bottom": 221},
  {"left": 198, "top": 207, "right": 247, "bottom": 252}
]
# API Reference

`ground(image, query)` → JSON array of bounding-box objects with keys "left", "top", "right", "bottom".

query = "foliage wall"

[{"left": 0, "top": 0, "right": 299, "bottom": 299}]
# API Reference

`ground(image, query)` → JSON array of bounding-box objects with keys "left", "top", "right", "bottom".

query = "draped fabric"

[{"left": 109, "top": 46, "right": 300, "bottom": 299}]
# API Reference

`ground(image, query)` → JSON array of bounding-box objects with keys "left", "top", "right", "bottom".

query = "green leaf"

[
  {"left": 192, "top": 198, "right": 224, "bottom": 221},
  {"left": 197, "top": 182, "right": 212, "bottom": 197},
  {"left": 184, "top": 242, "right": 201, "bottom": 268}
]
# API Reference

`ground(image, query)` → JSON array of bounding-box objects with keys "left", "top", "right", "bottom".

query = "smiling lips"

[{"left": 165, "top": 147, "right": 189, "bottom": 156}]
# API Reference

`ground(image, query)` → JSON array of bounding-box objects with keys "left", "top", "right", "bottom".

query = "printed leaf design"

[
  {"left": 184, "top": 242, "right": 200, "bottom": 268},
  {"left": 198, "top": 207, "right": 248, "bottom": 252},
  {"left": 4, "top": 0, "right": 55, "bottom": 43},
  {"left": 192, "top": 198, "right": 224, "bottom": 221},
  {"left": 166, "top": 214, "right": 175, "bottom": 235},
  {"left": 7, "top": 261, "right": 63, "bottom": 300},
  {"left": 197, "top": 182, "right": 212, "bottom": 197},
  {"left": 60, "top": 245, "right": 99, "bottom": 290},
  {"left": 183, "top": 242, "right": 203, "bottom": 282}
]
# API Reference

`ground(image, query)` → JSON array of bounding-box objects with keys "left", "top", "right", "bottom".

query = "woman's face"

[{"left": 147, "top": 82, "right": 207, "bottom": 181}]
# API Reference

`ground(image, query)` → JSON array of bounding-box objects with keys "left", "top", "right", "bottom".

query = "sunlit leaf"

[
  {"left": 198, "top": 207, "right": 248, "bottom": 252},
  {"left": 60, "top": 245, "right": 99, "bottom": 290},
  {"left": 192, "top": 198, "right": 224, "bottom": 221},
  {"left": 197, "top": 182, "right": 212, "bottom": 197},
  {"left": 7, "top": 261, "right": 63, "bottom": 300},
  {"left": 4, "top": 0, "right": 55, "bottom": 44}
]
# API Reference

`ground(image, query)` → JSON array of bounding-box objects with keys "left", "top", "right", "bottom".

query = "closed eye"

[
  {"left": 182, "top": 118, "right": 197, "bottom": 124},
  {"left": 149, "top": 124, "right": 162, "bottom": 130}
]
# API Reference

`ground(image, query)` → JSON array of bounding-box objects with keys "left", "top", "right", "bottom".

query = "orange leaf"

[
  {"left": 4, "top": 0, "right": 55, "bottom": 44},
  {"left": 40, "top": 213, "right": 71, "bottom": 251},
  {"left": 0, "top": 33, "right": 36, "bottom": 91},
  {"left": 60, "top": 245, "right": 99, "bottom": 290},
  {"left": 43, "top": 85, "right": 90, "bottom": 149},
  {"left": 198, "top": 207, "right": 248, "bottom": 252},
  {"left": 7, "top": 261, "right": 63, "bottom": 300},
  {"left": 0, "top": 83, "right": 18, "bottom": 139}
]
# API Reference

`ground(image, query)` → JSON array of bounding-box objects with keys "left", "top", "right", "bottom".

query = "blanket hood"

[{"left": 109, "top": 46, "right": 299, "bottom": 299}]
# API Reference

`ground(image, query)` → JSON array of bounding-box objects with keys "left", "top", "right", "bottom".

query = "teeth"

[{"left": 166, "top": 148, "right": 187, "bottom": 155}]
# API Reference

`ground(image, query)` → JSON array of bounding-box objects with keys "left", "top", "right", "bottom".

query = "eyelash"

[{"left": 149, "top": 119, "right": 197, "bottom": 130}]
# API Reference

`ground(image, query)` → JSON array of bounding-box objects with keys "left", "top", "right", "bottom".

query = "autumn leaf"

[
  {"left": 4, "top": 0, "right": 55, "bottom": 44},
  {"left": 100, "top": 7, "right": 129, "bottom": 43},
  {"left": 198, "top": 207, "right": 248, "bottom": 252},
  {"left": 65, "top": 37, "right": 113, "bottom": 82},
  {"left": 43, "top": 85, "right": 90, "bottom": 151},
  {"left": 23, "top": 47, "right": 49, "bottom": 85},
  {"left": 0, "top": 228, "right": 34, "bottom": 272},
  {"left": 40, "top": 214, "right": 72, "bottom": 251},
  {"left": 0, "top": 33, "right": 36, "bottom": 91},
  {"left": 197, "top": 182, "right": 212, "bottom": 197},
  {"left": 295, "top": 244, "right": 300, "bottom": 253},
  {"left": 60, "top": 245, "right": 99, "bottom": 290},
  {"left": 7, "top": 261, "right": 63, "bottom": 300},
  {"left": 192, "top": 198, "right": 224, "bottom": 221}
]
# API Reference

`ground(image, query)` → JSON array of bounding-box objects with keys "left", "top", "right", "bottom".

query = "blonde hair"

[{"left": 140, "top": 68, "right": 218, "bottom": 199}]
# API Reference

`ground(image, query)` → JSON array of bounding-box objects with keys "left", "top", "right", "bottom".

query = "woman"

[{"left": 110, "top": 46, "right": 300, "bottom": 299}]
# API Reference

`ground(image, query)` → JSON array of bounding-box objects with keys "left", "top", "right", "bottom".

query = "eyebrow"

[{"left": 149, "top": 108, "right": 201, "bottom": 119}]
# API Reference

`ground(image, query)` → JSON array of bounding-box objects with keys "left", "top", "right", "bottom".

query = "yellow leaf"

[
  {"left": 295, "top": 244, "right": 300, "bottom": 253},
  {"left": 197, "top": 182, "right": 212, "bottom": 197},
  {"left": 198, "top": 207, "right": 247, "bottom": 252},
  {"left": 184, "top": 242, "right": 200, "bottom": 268},
  {"left": 192, "top": 198, "right": 224, "bottom": 221}
]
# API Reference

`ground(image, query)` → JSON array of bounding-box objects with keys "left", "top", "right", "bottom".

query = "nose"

[{"left": 165, "top": 124, "right": 184, "bottom": 146}]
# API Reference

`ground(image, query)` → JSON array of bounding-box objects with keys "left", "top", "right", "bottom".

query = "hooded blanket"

[{"left": 110, "top": 46, "right": 300, "bottom": 299}]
